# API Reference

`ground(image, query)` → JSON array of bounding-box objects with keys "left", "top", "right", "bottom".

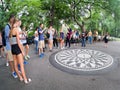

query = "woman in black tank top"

[
  {"left": 9, "top": 19, "right": 31, "bottom": 84},
  {"left": 10, "top": 35, "right": 22, "bottom": 55}
]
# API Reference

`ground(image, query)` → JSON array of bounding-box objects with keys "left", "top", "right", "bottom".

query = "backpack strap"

[
  {"left": 7, "top": 24, "right": 11, "bottom": 29},
  {"left": 38, "top": 27, "right": 40, "bottom": 35}
]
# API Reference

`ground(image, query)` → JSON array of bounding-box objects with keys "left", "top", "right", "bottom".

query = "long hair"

[{"left": 9, "top": 19, "right": 19, "bottom": 38}]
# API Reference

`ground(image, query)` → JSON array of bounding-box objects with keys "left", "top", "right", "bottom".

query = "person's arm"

[
  {"left": 52, "top": 30, "right": 55, "bottom": 36},
  {"left": 39, "top": 29, "right": 44, "bottom": 34},
  {"left": 34, "top": 31, "right": 38, "bottom": 37},
  {"left": 16, "top": 29, "right": 24, "bottom": 56},
  {"left": 70, "top": 32, "right": 73, "bottom": 38},
  {"left": 60, "top": 33, "right": 61, "bottom": 38},
  {"left": 0, "top": 34, "right": 2, "bottom": 45},
  {"left": 20, "top": 31, "right": 26, "bottom": 40},
  {"left": 47, "top": 30, "right": 50, "bottom": 34},
  {"left": 25, "top": 31, "right": 28, "bottom": 37},
  {"left": 19, "top": 31, "right": 22, "bottom": 34},
  {"left": 5, "top": 25, "right": 10, "bottom": 41}
]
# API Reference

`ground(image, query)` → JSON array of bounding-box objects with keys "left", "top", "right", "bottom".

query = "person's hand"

[{"left": 22, "top": 51, "right": 25, "bottom": 57}]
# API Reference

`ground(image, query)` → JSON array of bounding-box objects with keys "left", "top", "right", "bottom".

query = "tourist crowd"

[{"left": 0, "top": 14, "right": 109, "bottom": 84}]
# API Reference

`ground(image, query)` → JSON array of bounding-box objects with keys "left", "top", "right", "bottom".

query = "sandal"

[
  {"left": 24, "top": 78, "right": 32, "bottom": 84},
  {"left": 20, "top": 78, "right": 23, "bottom": 82}
]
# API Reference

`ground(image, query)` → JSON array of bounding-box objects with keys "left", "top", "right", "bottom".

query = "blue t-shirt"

[
  {"left": 38, "top": 27, "right": 44, "bottom": 41},
  {"left": 5, "top": 24, "right": 11, "bottom": 50}
]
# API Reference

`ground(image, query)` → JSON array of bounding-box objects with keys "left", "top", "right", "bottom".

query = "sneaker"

[
  {"left": 6, "top": 62, "right": 9, "bottom": 67},
  {"left": 27, "top": 55, "right": 30, "bottom": 59},
  {"left": 39, "top": 54, "right": 43, "bottom": 58},
  {"left": 24, "top": 78, "right": 32, "bottom": 84},
  {"left": 12, "top": 72, "right": 18, "bottom": 78},
  {"left": 24, "top": 61, "right": 28, "bottom": 65},
  {"left": 41, "top": 53, "right": 44, "bottom": 56},
  {"left": 20, "top": 78, "right": 23, "bottom": 82},
  {"left": 61, "top": 47, "right": 64, "bottom": 49},
  {"left": 24, "top": 56, "right": 29, "bottom": 60}
]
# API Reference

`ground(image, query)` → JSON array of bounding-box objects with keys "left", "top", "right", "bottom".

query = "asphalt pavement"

[{"left": 0, "top": 41, "right": 120, "bottom": 90}]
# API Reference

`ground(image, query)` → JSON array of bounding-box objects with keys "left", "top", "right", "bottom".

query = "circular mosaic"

[{"left": 54, "top": 49, "right": 113, "bottom": 71}]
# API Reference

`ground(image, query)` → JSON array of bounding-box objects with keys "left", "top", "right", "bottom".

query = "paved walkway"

[{"left": 0, "top": 41, "right": 120, "bottom": 90}]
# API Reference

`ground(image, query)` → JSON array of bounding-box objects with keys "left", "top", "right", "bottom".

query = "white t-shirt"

[
  {"left": 73, "top": 33, "right": 77, "bottom": 39},
  {"left": 34, "top": 31, "right": 38, "bottom": 41},
  {"left": 19, "top": 27, "right": 27, "bottom": 44},
  {"left": 21, "top": 31, "right": 27, "bottom": 44}
]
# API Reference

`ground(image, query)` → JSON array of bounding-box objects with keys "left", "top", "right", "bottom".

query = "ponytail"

[{"left": 9, "top": 18, "right": 19, "bottom": 38}]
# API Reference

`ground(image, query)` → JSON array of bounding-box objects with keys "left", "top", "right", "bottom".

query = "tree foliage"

[{"left": 0, "top": 0, "right": 120, "bottom": 37}]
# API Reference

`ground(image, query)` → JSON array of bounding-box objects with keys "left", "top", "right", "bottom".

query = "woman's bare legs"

[
  {"left": 17, "top": 54, "right": 27, "bottom": 81},
  {"left": 14, "top": 53, "right": 31, "bottom": 84},
  {"left": 0, "top": 47, "right": 4, "bottom": 57},
  {"left": 25, "top": 45, "right": 29, "bottom": 56},
  {"left": 23, "top": 44, "right": 30, "bottom": 60},
  {"left": 60, "top": 41, "right": 62, "bottom": 49},
  {"left": 49, "top": 40, "right": 53, "bottom": 50},
  {"left": 13, "top": 55, "right": 23, "bottom": 80},
  {"left": 48, "top": 40, "right": 50, "bottom": 50}
]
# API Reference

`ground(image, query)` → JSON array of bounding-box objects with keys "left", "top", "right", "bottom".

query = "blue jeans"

[
  {"left": 88, "top": 36, "right": 92, "bottom": 44},
  {"left": 81, "top": 38, "right": 86, "bottom": 47},
  {"left": 34, "top": 40, "right": 38, "bottom": 52}
]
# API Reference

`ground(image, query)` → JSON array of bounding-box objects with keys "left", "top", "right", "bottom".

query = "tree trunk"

[{"left": 72, "top": 0, "right": 85, "bottom": 32}]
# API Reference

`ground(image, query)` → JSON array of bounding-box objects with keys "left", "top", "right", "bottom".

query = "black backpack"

[{"left": 2, "top": 24, "right": 11, "bottom": 46}]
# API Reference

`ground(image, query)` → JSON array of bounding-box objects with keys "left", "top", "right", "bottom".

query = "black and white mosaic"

[{"left": 54, "top": 49, "right": 113, "bottom": 71}]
